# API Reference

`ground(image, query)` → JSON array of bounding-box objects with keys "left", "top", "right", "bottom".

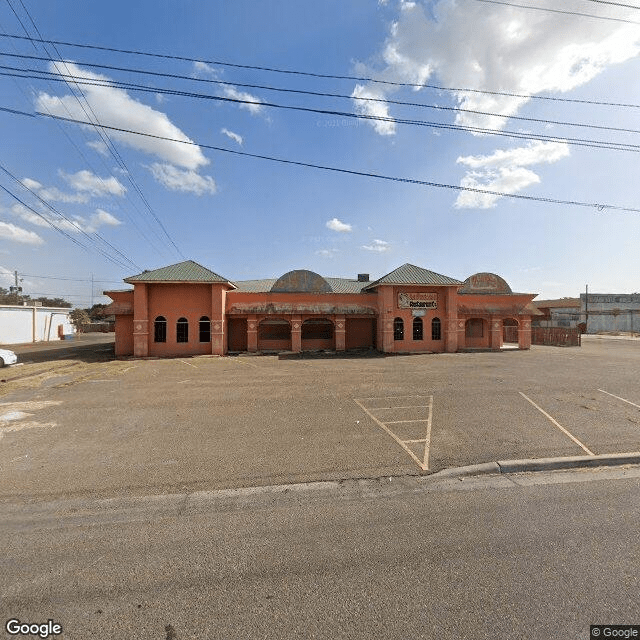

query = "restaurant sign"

[{"left": 398, "top": 292, "right": 438, "bottom": 309}]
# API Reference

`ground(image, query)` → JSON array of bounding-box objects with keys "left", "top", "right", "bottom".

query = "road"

[{"left": 2, "top": 466, "right": 639, "bottom": 639}]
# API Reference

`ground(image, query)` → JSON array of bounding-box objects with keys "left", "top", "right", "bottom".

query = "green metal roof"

[
  {"left": 233, "top": 277, "right": 371, "bottom": 294},
  {"left": 363, "top": 263, "right": 462, "bottom": 289},
  {"left": 125, "top": 260, "right": 232, "bottom": 284}
]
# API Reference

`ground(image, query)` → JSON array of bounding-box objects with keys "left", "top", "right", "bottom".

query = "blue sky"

[{"left": 0, "top": 0, "right": 639, "bottom": 306}]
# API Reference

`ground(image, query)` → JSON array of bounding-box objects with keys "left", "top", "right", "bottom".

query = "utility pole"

[
  {"left": 90, "top": 273, "right": 94, "bottom": 309},
  {"left": 10, "top": 270, "right": 22, "bottom": 304}
]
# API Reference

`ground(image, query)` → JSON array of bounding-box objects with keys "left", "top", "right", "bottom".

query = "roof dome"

[
  {"left": 270, "top": 270, "right": 333, "bottom": 293},
  {"left": 459, "top": 272, "right": 512, "bottom": 294}
]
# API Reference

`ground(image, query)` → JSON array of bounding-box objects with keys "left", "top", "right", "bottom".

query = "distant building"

[
  {"left": 581, "top": 293, "right": 640, "bottom": 333},
  {"left": 531, "top": 298, "right": 581, "bottom": 329},
  {"left": 0, "top": 304, "right": 76, "bottom": 344},
  {"left": 104, "top": 260, "right": 538, "bottom": 358}
]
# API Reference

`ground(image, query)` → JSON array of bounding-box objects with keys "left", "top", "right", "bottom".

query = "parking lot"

[{"left": 1, "top": 335, "right": 639, "bottom": 500}]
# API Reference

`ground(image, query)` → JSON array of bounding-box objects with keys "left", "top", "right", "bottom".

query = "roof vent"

[{"left": 357, "top": 273, "right": 370, "bottom": 282}]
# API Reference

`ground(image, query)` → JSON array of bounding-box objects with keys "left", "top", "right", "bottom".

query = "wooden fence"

[{"left": 531, "top": 326, "right": 581, "bottom": 347}]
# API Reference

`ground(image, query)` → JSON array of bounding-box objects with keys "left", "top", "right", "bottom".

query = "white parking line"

[
  {"left": 353, "top": 395, "right": 434, "bottom": 471},
  {"left": 598, "top": 389, "right": 640, "bottom": 409},
  {"left": 180, "top": 360, "right": 197, "bottom": 368},
  {"left": 372, "top": 405, "right": 432, "bottom": 410},
  {"left": 519, "top": 392, "right": 595, "bottom": 456}
]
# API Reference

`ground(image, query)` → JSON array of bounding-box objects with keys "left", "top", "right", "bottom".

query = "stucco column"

[
  {"left": 133, "top": 283, "right": 149, "bottom": 357},
  {"left": 291, "top": 315, "right": 302, "bottom": 353},
  {"left": 211, "top": 285, "right": 226, "bottom": 356},
  {"left": 490, "top": 316, "right": 502, "bottom": 350},
  {"left": 379, "top": 286, "right": 395, "bottom": 353},
  {"left": 518, "top": 317, "right": 532, "bottom": 349},
  {"left": 247, "top": 315, "right": 258, "bottom": 352},
  {"left": 445, "top": 287, "right": 459, "bottom": 353},
  {"left": 335, "top": 315, "right": 346, "bottom": 351}
]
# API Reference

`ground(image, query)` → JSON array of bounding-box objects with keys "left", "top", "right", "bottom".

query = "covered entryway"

[
  {"left": 464, "top": 318, "right": 489, "bottom": 348},
  {"left": 228, "top": 318, "right": 248, "bottom": 352},
  {"left": 301, "top": 318, "right": 334, "bottom": 351},
  {"left": 257, "top": 318, "right": 291, "bottom": 352},
  {"left": 503, "top": 318, "right": 518, "bottom": 344},
  {"left": 345, "top": 318, "right": 376, "bottom": 350}
]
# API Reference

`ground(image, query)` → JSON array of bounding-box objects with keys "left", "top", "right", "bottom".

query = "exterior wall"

[
  {"left": 0, "top": 305, "right": 75, "bottom": 344},
  {"left": 383, "top": 286, "right": 453, "bottom": 353},
  {"left": 533, "top": 306, "right": 581, "bottom": 328},
  {"left": 581, "top": 293, "right": 640, "bottom": 333},
  {"left": 147, "top": 283, "right": 216, "bottom": 357},
  {"left": 115, "top": 316, "right": 134, "bottom": 356},
  {"left": 345, "top": 318, "right": 376, "bottom": 349}
]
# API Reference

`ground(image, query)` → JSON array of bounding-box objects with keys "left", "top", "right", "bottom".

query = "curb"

[{"left": 430, "top": 452, "right": 640, "bottom": 479}]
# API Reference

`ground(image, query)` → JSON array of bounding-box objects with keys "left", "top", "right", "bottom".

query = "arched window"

[
  {"left": 412, "top": 317, "right": 423, "bottom": 340},
  {"left": 432, "top": 317, "right": 442, "bottom": 341},
  {"left": 176, "top": 317, "right": 189, "bottom": 343},
  {"left": 393, "top": 317, "right": 404, "bottom": 341},
  {"left": 154, "top": 316, "right": 167, "bottom": 343},
  {"left": 199, "top": 316, "right": 211, "bottom": 343}
]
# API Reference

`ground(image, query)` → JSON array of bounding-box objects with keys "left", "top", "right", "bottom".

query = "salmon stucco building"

[{"left": 104, "top": 260, "right": 537, "bottom": 358}]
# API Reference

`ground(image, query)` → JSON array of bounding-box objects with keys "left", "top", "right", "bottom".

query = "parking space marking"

[
  {"left": 180, "top": 360, "right": 197, "bottom": 368},
  {"left": 598, "top": 389, "right": 640, "bottom": 410},
  {"left": 230, "top": 358, "right": 259, "bottom": 369},
  {"left": 373, "top": 405, "right": 432, "bottom": 410},
  {"left": 353, "top": 395, "right": 433, "bottom": 471},
  {"left": 519, "top": 392, "right": 595, "bottom": 456}
]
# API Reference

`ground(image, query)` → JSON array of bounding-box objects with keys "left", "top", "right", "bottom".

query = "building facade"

[
  {"left": 531, "top": 298, "right": 581, "bottom": 329},
  {"left": 105, "top": 261, "right": 536, "bottom": 358},
  {"left": 581, "top": 293, "right": 640, "bottom": 333}
]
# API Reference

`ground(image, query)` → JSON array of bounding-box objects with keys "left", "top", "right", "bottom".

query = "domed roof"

[
  {"left": 270, "top": 269, "right": 333, "bottom": 293},
  {"left": 459, "top": 272, "right": 512, "bottom": 294}
]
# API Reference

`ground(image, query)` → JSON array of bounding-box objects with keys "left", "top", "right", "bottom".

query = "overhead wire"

[
  {"left": 2, "top": 3, "right": 183, "bottom": 261},
  {"left": 2, "top": 72, "right": 639, "bottom": 154},
  {"left": 3, "top": 52, "right": 640, "bottom": 134},
  {"left": 0, "top": 31, "right": 638, "bottom": 109},
  {"left": 0, "top": 7, "right": 174, "bottom": 263},
  {"left": 6, "top": 106, "right": 637, "bottom": 214},
  {"left": 467, "top": 0, "right": 640, "bottom": 23}
]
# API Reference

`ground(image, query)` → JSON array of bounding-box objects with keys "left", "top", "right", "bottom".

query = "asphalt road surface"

[{"left": 2, "top": 466, "right": 639, "bottom": 640}]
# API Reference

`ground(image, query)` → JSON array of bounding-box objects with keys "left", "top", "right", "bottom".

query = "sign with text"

[{"left": 398, "top": 292, "right": 438, "bottom": 309}]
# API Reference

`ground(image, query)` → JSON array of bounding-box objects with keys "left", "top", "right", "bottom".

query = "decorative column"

[
  {"left": 490, "top": 316, "right": 502, "bottom": 350},
  {"left": 380, "top": 286, "right": 395, "bottom": 353},
  {"left": 445, "top": 286, "right": 459, "bottom": 353},
  {"left": 133, "top": 283, "right": 149, "bottom": 357},
  {"left": 335, "top": 315, "right": 346, "bottom": 351},
  {"left": 518, "top": 317, "right": 532, "bottom": 349},
  {"left": 247, "top": 315, "right": 258, "bottom": 352},
  {"left": 211, "top": 285, "right": 226, "bottom": 356},
  {"left": 291, "top": 315, "right": 302, "bottom": 353}
]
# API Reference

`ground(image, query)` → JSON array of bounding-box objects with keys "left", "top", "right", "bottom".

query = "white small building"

[
  {"left": 581, "top": 293, "right": 640, "bottom": 333},
  {"left": 0, "top": 304, "right": 76, "bottom": 344}
]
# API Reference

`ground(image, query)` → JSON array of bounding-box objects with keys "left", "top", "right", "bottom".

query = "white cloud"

[
  {"left": 315, "top": 248, "right": 338, "bottom": 257},
  {"left": 0, "top": 221, "right": 44, "bottom": 245},
  {"left": 193, "top": 61, "right": 220, "bottom": 78},
  {"left": 362, "top": 239, "right": 390, "bottom": 252},
  {"left": 351, "top": 84, "right": 396, "bottom": 136},
  {"left": 221, "top": 128, "right": 243, "bottom": 145},
  {"left": 223, "top": 86, "right": 263, "bottom": 115},
  {"left": 60, "top": 170, "right": 126, "bottom": 198},
  {"left": 148, "top": 163, "right": 217, "bottom": 195},
  {"left": 87, "top": 140, "right": 109, "bottom": 156},
  {"left": 37, "top": 61, "right": 209, "bottom": 170},
  {"left": 455, "top": 141, "right": 570, "bottom": 208},
  {"left": 21, "top": 177, "right": 87, "bottom": 204},
  {"left": 353, "top": 1, "right": 640, "bottom": 132},
  {"left": 10, "top": 203, "right": 122, "bottom": 234},
  {"left": 326, "top": 217, "right": 352, "bottom": 233}
]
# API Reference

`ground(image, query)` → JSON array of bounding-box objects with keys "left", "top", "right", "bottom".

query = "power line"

[
  {"left": 0, "top": 163, "right": 140, "bottom": 271},
  {"left": 6, "top": 0, "right": 184, "bottom": 262},
  {"left": 468, "top": 0, "right": 640, "bottom": 23},
  {"left": 3, "top": 73, "right": 639, "bottom": 154},
  {"left": 581, "top": 0, "right": 640, "bottom": 9},
  {"left": 0, "top": 12, "right": 176, "bottom": 262},
  {"left": 20, "top": 108, "right": 640, "bottom": 214},
  {"left": 19, "top": 273, "right": 126, "bottom": 283},
  {"left": 4, "top": 52, "right": 640, "bottom": 133},
  {"left": 1, "top": 31, "right": 638, "bottom": 109}
]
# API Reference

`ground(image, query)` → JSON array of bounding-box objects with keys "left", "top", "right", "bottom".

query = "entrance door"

[{"left": 227, "top": 318, "right": 248, "bottom": 352}]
